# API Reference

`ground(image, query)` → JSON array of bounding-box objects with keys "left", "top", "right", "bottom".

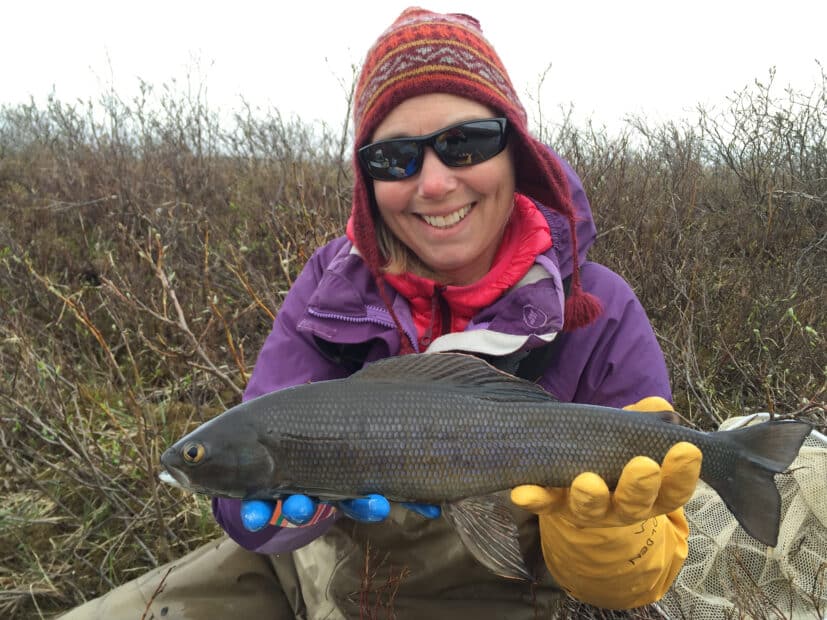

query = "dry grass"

[{"left": 1, "top": 67, "right": 825, "bottom": 618}]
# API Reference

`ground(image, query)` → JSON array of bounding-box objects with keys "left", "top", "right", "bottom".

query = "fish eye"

[{"left": 182, "top": 442, "right": 205, "bottom": 464}]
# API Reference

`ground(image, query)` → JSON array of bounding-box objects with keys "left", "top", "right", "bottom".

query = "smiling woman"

[
  {"left": 369, "top": 95, "right": 517, "bottom": 286},
  {"left": 60, "top": 7, "right": 705, "bottom": 619}
]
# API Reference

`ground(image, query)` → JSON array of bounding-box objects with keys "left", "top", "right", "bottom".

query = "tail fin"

[{"left": 705, "top": 419, "right": 811, "bottom": 547}]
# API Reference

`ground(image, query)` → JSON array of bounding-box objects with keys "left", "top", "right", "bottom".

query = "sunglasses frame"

[{"left": 357, "top": 117, "right": 509, "bottom": 181}]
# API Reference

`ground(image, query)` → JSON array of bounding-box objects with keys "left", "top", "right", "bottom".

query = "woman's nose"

[{"left": 417, "top": 148, "right": 458, "bottom": 198}]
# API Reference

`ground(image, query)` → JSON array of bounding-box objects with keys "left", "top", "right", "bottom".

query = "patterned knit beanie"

[{"left": 349, "top": 7, "right": 601, "bottom": 345}]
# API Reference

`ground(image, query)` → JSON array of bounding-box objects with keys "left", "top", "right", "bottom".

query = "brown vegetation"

[{"left": 0, "top": 68, "right": 825, "bottom": 618}]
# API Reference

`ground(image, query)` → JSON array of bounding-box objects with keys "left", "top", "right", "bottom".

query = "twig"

[
  {"left": 127, "top": 233, "right": 243, "bottom": 396},
  {"left": 20, "top": 195, "right": 119, "bottom": 212},
  {"left": 140, "top": 566, "right": 175, "bottom": 620},
  {"left": 18, "top": 256, "right": 126, "bottom": 384},
  {"left": 227, "top": 247, "right": 276, "bottom": 322}
]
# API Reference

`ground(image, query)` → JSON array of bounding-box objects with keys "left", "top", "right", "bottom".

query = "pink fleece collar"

[{"left": 382, "top": 193, "right": 551, "bottom": 348}]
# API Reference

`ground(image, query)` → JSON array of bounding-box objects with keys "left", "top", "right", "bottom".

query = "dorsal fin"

[{"left": 348, "top": 352, "right": 555, "bottom": 403}]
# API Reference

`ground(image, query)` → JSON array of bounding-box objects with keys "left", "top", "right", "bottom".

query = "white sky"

[{"left": 2, "top": 1, "right": 824, "bottom": 134}]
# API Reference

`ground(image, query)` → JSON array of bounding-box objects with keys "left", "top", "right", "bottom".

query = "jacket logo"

[{"left": 522, "top": 305, "right": 549, "bottom": 329}]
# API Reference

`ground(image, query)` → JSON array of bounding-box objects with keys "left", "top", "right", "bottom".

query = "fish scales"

[{"left": 248, "top": 380, "right": 728, "bottom": 502}]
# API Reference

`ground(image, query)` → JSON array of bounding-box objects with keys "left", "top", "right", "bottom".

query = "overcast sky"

[{"left": 2, "top": 1, "right": 824, "bottom": 133}]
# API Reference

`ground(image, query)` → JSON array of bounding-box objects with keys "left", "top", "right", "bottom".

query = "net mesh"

[{"left": 656, "top": 414, "right": 827, "bottom": 619}]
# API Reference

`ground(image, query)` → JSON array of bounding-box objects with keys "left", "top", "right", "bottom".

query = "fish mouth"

[
  {"left": 158, "top": 467, "right": 215, "bottom": 496},
  {"left": 159, "top": 469, "right": 183, "bottom": 488},
  {"left": 159, "top": 467, "right": 192, "bottom": 491}
]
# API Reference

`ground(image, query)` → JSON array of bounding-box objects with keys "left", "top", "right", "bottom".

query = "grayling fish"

[{"left": 160, "top": 353, "right": 811, "bottom": 580}]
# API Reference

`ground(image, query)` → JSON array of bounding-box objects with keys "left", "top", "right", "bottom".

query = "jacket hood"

[{"left": 540, "top": 149, "right": 596, "bottom": 281}]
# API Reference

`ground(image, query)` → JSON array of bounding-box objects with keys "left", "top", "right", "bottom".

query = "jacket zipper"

[
  {"left": 307, "top": 306, "right": 421, "bottom": 353},
  {"left": 421, "top": 285, "right": 450, "bottom": 349}
]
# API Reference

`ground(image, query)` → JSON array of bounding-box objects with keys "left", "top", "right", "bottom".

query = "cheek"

[
  {"left": 372, "top": 182, "right": 409, "bottom": 218},
  {"left": 489, "top": 156, "right": 516, "bottom": 196},
  {"left": 460, "top": 150, "right": 515, "bottom": 199}
]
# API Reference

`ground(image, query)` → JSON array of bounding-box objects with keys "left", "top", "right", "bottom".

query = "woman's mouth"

[{"left": 419, "top": 203, "right": 473, "bottom": 229}]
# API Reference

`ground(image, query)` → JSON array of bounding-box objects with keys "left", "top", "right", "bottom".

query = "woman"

[{"left": 62, "top": 8, "right": 701, "bottom": 619}]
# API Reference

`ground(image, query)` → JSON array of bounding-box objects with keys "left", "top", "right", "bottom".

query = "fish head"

[{"left": 160, "top": 416, "right": 277, "bottom": 498}]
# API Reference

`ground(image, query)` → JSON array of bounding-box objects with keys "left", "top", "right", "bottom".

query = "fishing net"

[{"left": 656, "top": 413, "right": 827, "bottom": 619}]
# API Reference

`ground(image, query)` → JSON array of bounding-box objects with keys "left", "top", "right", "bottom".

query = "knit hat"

[{"left": 349, "top": 7, "right": 602, "bottom": 346}]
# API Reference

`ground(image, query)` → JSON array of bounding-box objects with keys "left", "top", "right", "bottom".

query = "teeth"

[{"left": 421, "top": 204, "right": 472, "bottom": 228}]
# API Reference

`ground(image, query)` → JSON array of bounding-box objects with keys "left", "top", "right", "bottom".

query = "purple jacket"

[{"left": 213, "top": 153, "right": 671, "bottom": 554}]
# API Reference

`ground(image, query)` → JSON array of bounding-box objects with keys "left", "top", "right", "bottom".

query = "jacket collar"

[{"left": 299, "top": 239, "right": 565, "bottom": 359}]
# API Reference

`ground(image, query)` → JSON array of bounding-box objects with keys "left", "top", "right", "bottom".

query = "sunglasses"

[{"left": 358, "top": 117, "right": 508, "bottom": 181}]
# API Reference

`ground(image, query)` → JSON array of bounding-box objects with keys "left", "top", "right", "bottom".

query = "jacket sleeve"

[{"left": 212, "top": 241, "right": 348, "bottom": 554}]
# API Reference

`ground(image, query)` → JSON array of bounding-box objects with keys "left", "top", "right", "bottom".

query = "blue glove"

[{"left": 241, "top": 494, "right": 440, "bottom": 532}]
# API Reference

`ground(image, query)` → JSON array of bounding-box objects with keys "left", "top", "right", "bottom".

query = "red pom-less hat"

[{"left": 349, "top": 8, "right": 601, "bottom": 350}]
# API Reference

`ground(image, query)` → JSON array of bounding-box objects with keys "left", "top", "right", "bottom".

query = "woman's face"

[{"left": 370, "top": 93, "right": 516, "bottom": 285}]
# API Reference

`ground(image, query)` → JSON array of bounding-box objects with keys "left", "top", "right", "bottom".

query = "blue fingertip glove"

[
  {"left": 241, "top": 494, "right": 440, "bottom": 531},
  {"left": 339, "top": 494, "right": 391, "bottom": 522},
  {"left": 283, "top": 494, "right": 317, "bottom": 523},
  {"left": 402, "top": 502, "right": 442, "bottom": 519},
  {"left": 241, "top": 495, "right": 324, "bottom": 532},
  {"left": 241, "top": 499, "right": 278, "bottom": 532}
]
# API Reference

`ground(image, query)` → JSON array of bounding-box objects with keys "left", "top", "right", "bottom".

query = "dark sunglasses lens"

[
  {"left": 434, "top": 120, "right": 505, "bottom": 166},
  {"left": 361, "top": 141, "right": 422, "bottom": 180},
  {"left": 359, "top": 119, "right": 507, "bottom": 180}
]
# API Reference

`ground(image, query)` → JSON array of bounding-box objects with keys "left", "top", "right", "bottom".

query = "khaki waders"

[{"left": 58, "top": 505, "right": 565, "bottom": 619}]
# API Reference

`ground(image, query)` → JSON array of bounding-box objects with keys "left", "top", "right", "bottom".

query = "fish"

[{"left": 160, "top": 352, "right": 812, "bottom": 580}]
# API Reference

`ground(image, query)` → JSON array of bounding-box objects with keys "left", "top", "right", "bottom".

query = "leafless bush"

[
  {"left": 0, "top": 82, "right": 348, "bottom": 617},
  {"left": 545, "top": 66, "right": 825, "bottom": 425}
]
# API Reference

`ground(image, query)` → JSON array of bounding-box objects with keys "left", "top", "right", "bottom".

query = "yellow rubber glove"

[{"left": 511, "top": 397, "right": 702, "bottom": 610}]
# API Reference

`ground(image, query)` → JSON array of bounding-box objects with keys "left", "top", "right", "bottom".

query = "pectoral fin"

[{"left": 442, "top": 495, "right": 532, "bottom": 581}]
